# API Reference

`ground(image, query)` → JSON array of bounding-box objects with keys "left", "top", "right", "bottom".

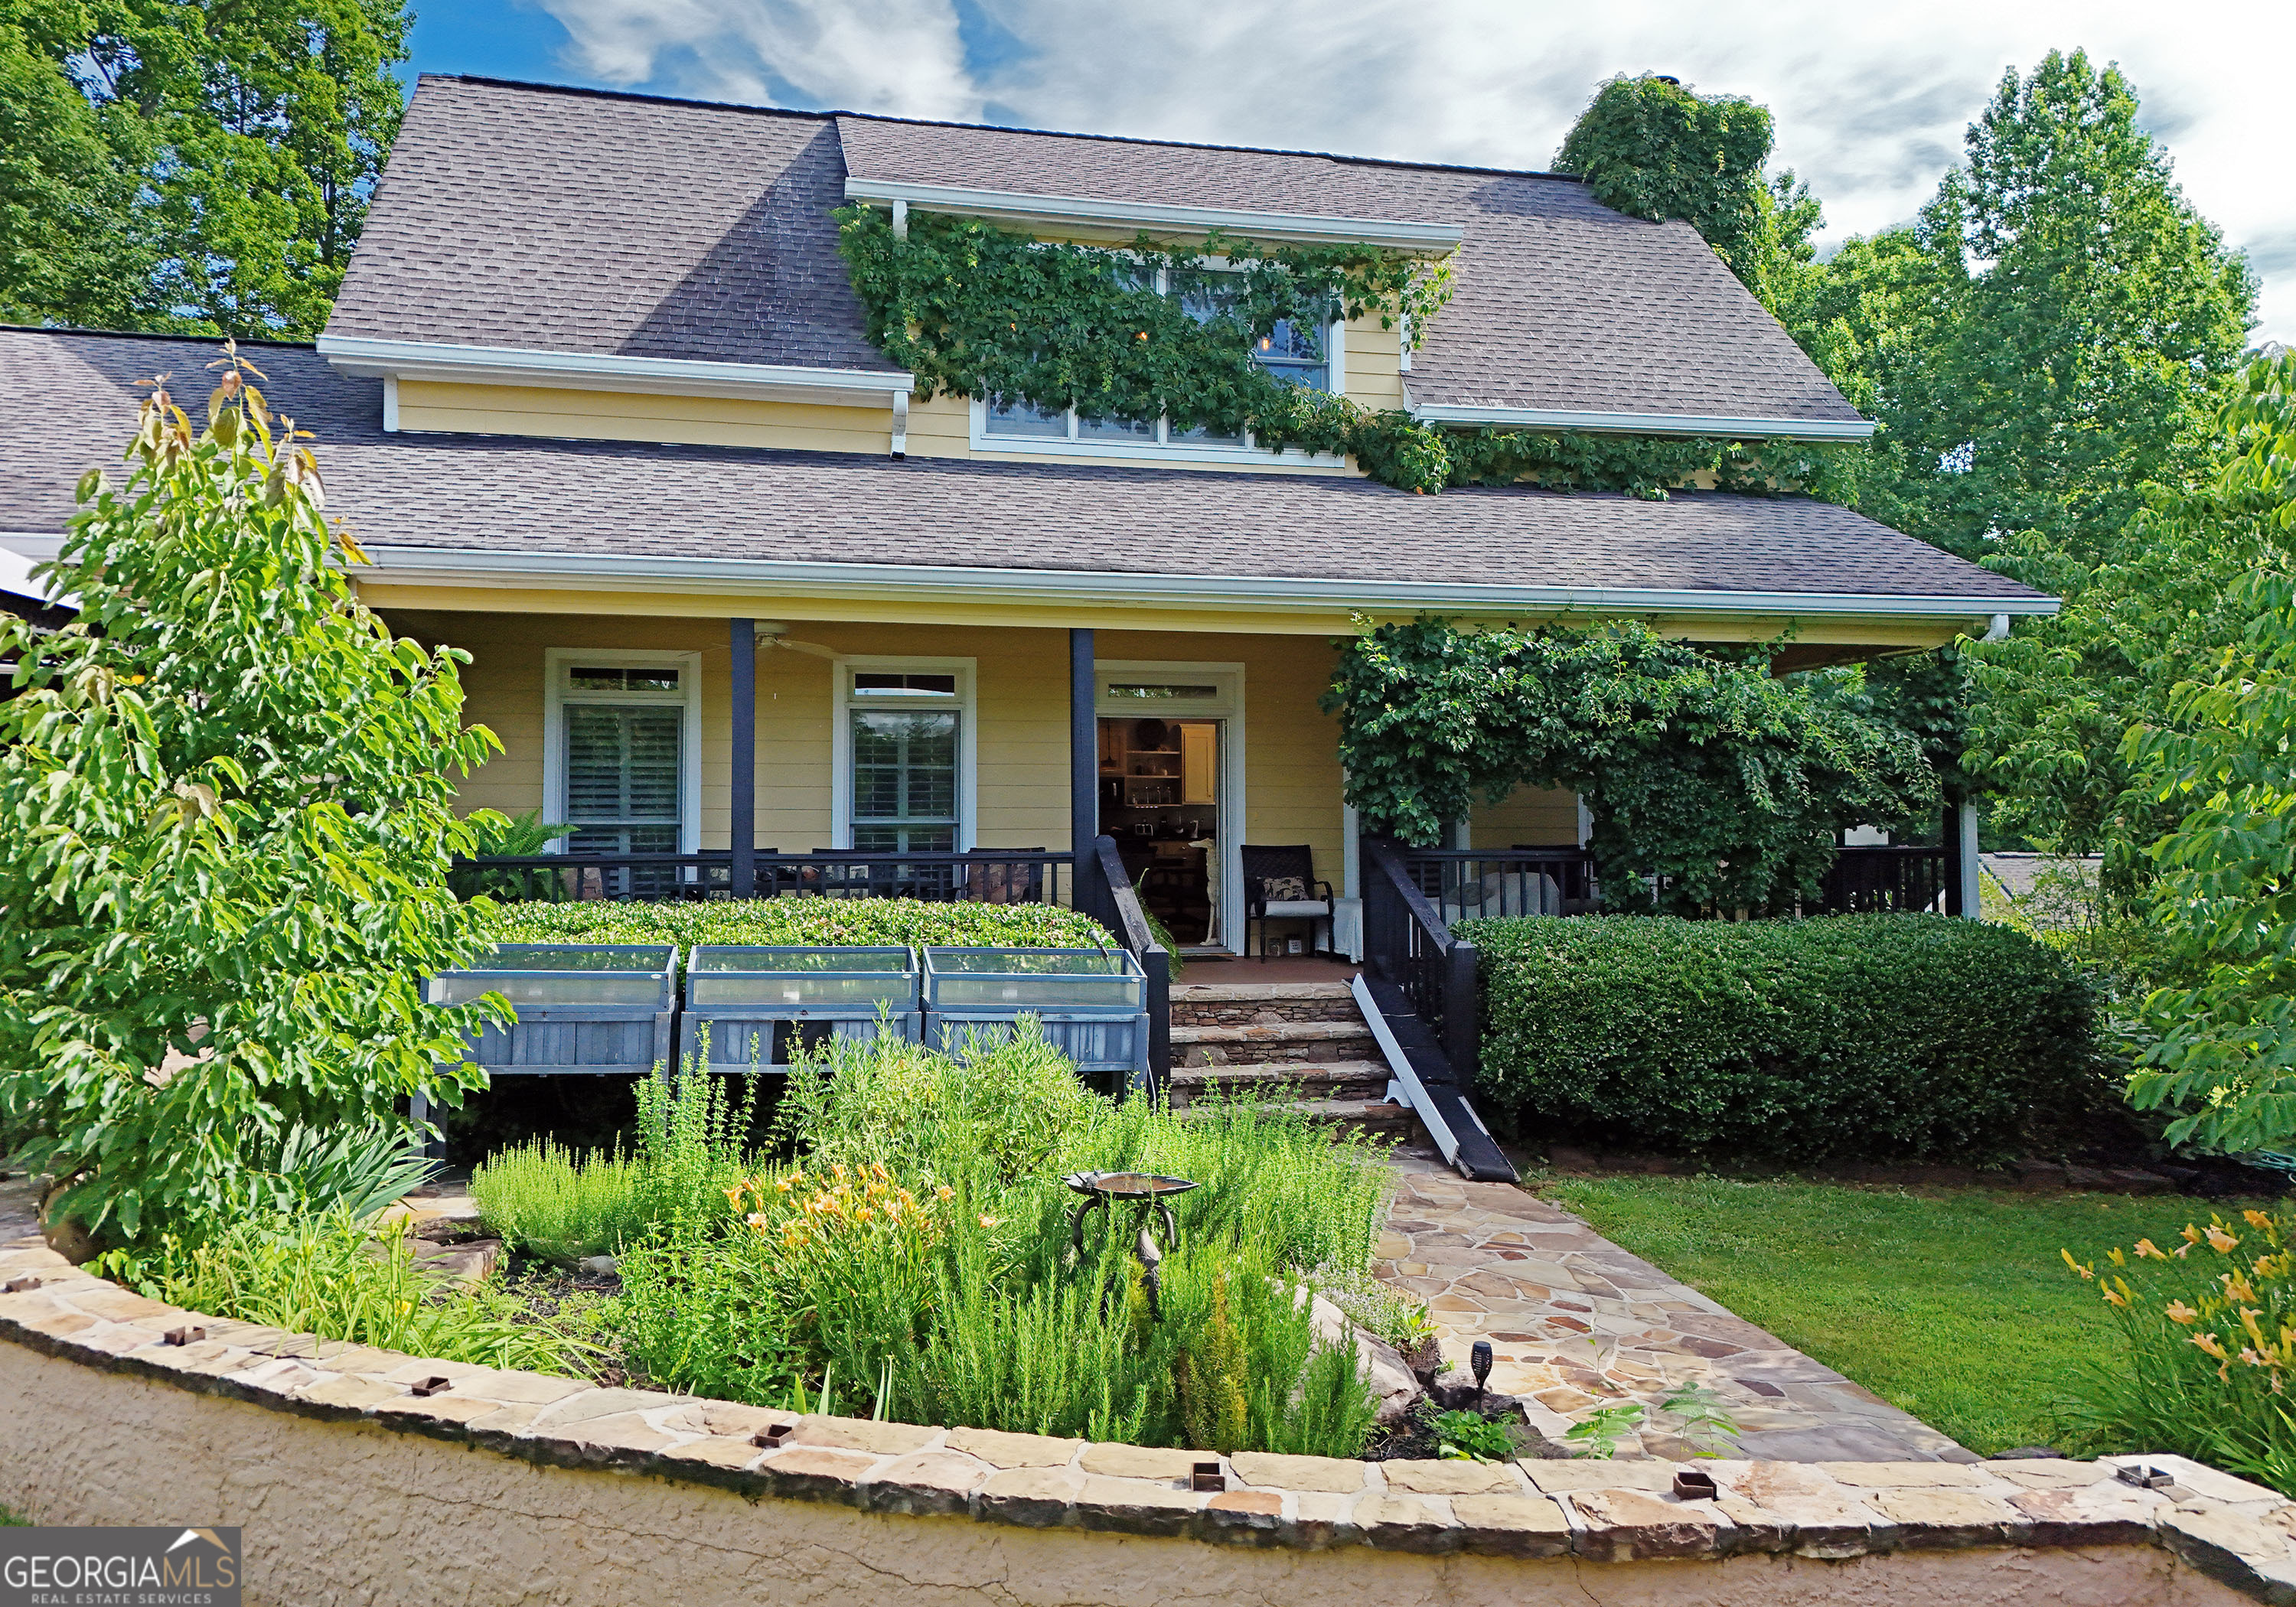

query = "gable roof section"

[
  {"left": 325, "top": 77, "right": 1858, "bottom": 428},
  {"left": 330, "top": 78, "right": 893, "bottom": 373},
  {"left": 3, "top": 332, "right": 2041, "bottom": 623}
]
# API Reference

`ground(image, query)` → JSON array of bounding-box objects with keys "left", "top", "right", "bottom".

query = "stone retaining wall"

[{"left": 2, "top": 1237, "right": 2289, "bottom": 1606}]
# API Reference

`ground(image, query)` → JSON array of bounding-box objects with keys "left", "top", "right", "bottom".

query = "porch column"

[
  {"left": 1070, "top": 627, "right": 1098, "bottom": 917},
  {"left": 730, "top": 618, "right": 755, "bottom": 898}
]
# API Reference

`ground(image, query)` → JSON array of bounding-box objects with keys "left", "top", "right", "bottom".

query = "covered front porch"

[{"left": 381, "top": 605, "right": 1589, "bottom": 956}]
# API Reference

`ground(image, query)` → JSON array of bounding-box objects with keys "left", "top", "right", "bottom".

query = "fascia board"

[
  {"left": 843, "top": 179, "right": 1463, "bottom": 250},
  {"left": 316, "top": 335, "right": 915, "bottom": 407},
  {"left": 1411, "top": 401, "right": 1875, "bottom": 442},
  {"left": 354, "top": 543, "right": 2060, "bottom": 621}
]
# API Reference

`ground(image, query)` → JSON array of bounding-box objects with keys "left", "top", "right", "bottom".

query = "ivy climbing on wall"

[
  {"left": 833, "top": 205, "right": 1853, "bottom": 500},
  {"left": 1323, "top": 617, "right": 1939, "bottom": 914}
]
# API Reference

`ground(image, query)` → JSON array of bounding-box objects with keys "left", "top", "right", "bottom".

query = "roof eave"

[
  {"left": 315, "top": 335, "right": 914, "bottom": 408},
  {"left": 349, "top": 543, "right": 2056, "bottom": 623},
  {"left": 840, "top": 179, "right": 1464, "bottom": 250},
  {"left": 1409, "top": 401, "right": 1875, "bottom": 442}
]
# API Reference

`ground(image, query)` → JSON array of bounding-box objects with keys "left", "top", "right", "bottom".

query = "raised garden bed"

[
  {"left": 679, "top": 945, "right": 920, "bottom": 1071},
  {"left": 922, "top": 946, "right": 1148, "bottom": 1095}
]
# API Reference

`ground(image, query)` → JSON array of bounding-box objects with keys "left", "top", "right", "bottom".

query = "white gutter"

[
  {"left": 351, "top": 543, "right": 2060, "bottom": 622},
  {"left": 842, "top": 179, "right": 1463, "bottom": 251},
  {"left": 316, "top": 335, "right": 915, "bottom": 409},
  {"left": 1409, "top": 399, "right": 1875, "bottom": 443}
]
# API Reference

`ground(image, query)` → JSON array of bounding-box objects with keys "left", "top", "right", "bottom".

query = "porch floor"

[
  {"left": 1376, "top": 1145, "right": 1972, "bottom": 1462},
  {"left": 1171, "top": 953, "right": 1361, "bottom": 985}
]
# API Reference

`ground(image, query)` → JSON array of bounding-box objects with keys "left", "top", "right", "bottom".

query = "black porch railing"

[
  {"left": 450, "top": 849, "right": 1081, "bottom": 908},
  {"left": 1814, "top": 846, "right": 1951, "bottom": 914},
  {"left": 1362, "top": 839, "right": 1481, "bottom": 1085},
  {"left": 452, "top": 842, "right": 1170, "bottom": 1093}
]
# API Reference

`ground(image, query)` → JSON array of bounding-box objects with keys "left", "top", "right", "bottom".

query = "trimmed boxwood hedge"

[
  {"left": 482, "top": 897, "right": 1113, "bottom": 951},
  {"left": 1457, "top": 914, "right": 2103, "bottom": 1163}
]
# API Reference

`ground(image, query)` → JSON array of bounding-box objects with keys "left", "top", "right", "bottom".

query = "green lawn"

[{"left": 1537, "top": 1172, "right": 2268, "bottom": 1457}]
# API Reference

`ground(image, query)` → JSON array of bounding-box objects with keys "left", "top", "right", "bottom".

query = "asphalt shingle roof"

[
  {"left": 324, "top": 76, "right": 1858, "bottom": 424},
  {"left": 2, "top": 331, "right": 2041, "bottom": 608}
]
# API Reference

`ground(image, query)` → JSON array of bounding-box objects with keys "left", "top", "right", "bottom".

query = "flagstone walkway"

[{"left": 1375, "top": 1146, "right": 1975, "bottom": 1462}]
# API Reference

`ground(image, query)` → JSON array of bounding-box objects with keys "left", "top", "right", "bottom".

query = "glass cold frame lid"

[
  {"left": 687, "top": 946, "right": 916, "bottom": 1008},
  {"left": 428, "top": 944, "right": 672, "bottom": 1006},
  {"left": 925, "top": 947, "right": 1143, "bottom": 1009}
]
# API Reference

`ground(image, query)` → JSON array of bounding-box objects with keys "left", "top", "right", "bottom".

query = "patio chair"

[
  {"left": 1241, "top": 843, "right": 1333, "bottom": 960},
  {"left": 962, "top": 849, "right": 1045, "bottom": 905}
]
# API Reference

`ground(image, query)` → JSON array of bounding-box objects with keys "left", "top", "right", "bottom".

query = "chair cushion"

[
  {"left": 1262, "top": 899, "right": 1330, "bottom": 918},
  {"left": 1261, "top": 875, "right": 1309, "bottom": 901}
]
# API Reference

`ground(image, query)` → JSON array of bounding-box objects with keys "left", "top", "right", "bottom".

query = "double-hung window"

[
  {"left": 982, "top": 260, "right": 1336, "bottom": 455},
  {"left": 547, "top": 652, "right": 698, "bottom": 857},
  {"left": 840, "top": 666, "right": 973, "bottom": 852}
]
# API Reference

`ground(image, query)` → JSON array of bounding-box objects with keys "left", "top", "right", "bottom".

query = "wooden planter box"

[
  {"left": 679, "top": 946, "right": 921, "bottom": 1071},
  {"left": 921, "top": 947, "right": 1148, "bottom": 1095},
  {"left": 427, "top": 944, "right": 679, "bottom": 1074}
]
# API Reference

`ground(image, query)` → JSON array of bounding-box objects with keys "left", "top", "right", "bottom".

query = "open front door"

[{"left": 1094, "top": 662, "right": 1244, "bottom": 953}]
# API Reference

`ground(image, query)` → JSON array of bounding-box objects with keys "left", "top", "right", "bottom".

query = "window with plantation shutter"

[
  {"left": 566, "top": 704, "right": 682, "bottom": 854},
  {"left": 548, "top": 654, "right": 695, "bottom": 859},
  {"left": 837, "top": 660, "right": 973, "bottom": 852}
]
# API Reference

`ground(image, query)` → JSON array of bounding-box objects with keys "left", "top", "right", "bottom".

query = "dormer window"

[{"left": 979, "top": 260, "right": 1338, "bottom": 460}]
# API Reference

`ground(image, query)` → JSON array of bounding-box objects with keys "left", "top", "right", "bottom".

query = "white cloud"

[
  {"left": 525, "top": 0, "right": 2296, "bottom": 342},
  {"left": 537, "top": 0, "right": 980, "bottom": 117}
]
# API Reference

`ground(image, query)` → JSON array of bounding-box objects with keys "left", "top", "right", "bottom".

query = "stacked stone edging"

[{"left": 3, "top": 1234, "right": 2294, "bottom": 1603}]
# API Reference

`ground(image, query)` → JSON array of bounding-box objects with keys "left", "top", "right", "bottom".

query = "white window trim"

[
  {"left": 970, "top": 258, "right": 1347, "bottom": 467},
  {"left": 542, "top": 647, "right": 703, "bottom": 855},
  {"left": 1095, "top": 660, "right": 1246, "bottom": 953},
  {"left": 832, "top": 655, "right": 979, "bottom": 852}
]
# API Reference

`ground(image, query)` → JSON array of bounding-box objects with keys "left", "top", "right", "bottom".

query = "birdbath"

[{"left": 1063, "top": 1171, "right": 1197, "bottom": 1320}]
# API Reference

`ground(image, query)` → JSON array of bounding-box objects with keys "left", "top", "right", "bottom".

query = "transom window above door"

[{"left": 839, "top": 661, "right": 975, "bottom": 853}]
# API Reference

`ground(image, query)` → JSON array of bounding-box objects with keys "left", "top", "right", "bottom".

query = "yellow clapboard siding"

[{"left": 1469, "top": 786, "right": 1583, "bottom": 849}]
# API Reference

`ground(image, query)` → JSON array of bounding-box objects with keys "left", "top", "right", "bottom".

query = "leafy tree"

[
  {"left": 1, "top": 0, "right": 409, "bottom": 335},
  {"left": 2112, "top": 356, "right": 2296, "bottom": 1150},
  {"left": 1554, "top": 73, "right": 1778, "bottom": 291},
  {"left": 1324, "top": 619, "right": 1937, "bottom": 914},
  {"left": 0, "top": 345, "right": 505, "bottom": 1245},
  {"left": 1819, "top": 51, "right": 2254, "bottom": 574},
  {"left": 0, "top": 2, "right": 153, "bottom": 328}
]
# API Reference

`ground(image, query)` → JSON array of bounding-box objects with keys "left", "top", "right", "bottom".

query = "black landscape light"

[{"left": 1471, "top": 1339, "right": 1493, "bottom": 1396}]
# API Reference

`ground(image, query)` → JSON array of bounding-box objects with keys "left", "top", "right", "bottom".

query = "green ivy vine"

[
  {"left": 1324, "top": 617, "right": 1939, "bottom": 914},
  {"left": 835, "top": 205, "right": 1853, "bottom": 500}
]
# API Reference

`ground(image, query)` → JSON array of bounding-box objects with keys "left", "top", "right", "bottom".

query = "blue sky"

[{"left": 404, "top": 0, "right": 2294, "bottom": 345}]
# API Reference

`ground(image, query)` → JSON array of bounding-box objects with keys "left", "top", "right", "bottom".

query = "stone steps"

[
  {"left": 1168, "top": 1059, "right": 1394, "bottom": 1104},
  {"left": 1176, "top": 1095, "right": 1417, "bottom": 1142},
  {"left": 1169, "top": 980, "right": 1362, "bottom": 1029},
  {"left": 1171, "top": 1019, "right": 1380, "bottom": 1066}
]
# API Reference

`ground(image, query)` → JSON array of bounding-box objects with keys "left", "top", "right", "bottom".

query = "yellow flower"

[
  {"left": 2246, "top": 1210, "right": 2275, "bottom": 1231},
  {"left": 2108, "top": 1247, "right": 2127, "bottom": 1267},
  {"left": 2245, "top": 1348, "right": 2267, "bottom": 1367},
  {"left": 2226, "top": 1273, "right": 2261, "bottom": 1306},
  {"left": 2208, "top": 1226, "right": 2242, "bottom": 1255},
  {"left": 723, "top": 1186, "right": 744, "bottom": 1207},
  {"left": 2184, "top": 1224, "right": 2207, "bottom": 1245},
  {"left": 2194, "top": 1332, "right": 2229, "bottom": 1361},
  {"left": 775, "top": 1176, "right": 795, "bottom": 1194},
  {"left": 2135, "top": 1239, "right": 2170, "bottom": 1260},
  {"left": 2167, "top": 1300, "right": 2200, "bottom": 1325},
  {"left": 745, "top": 1211, "right": 766, "bottom": 1228},
  {"left": 2063, "top": 1250, "right": 2095, "bottom": 1281},
  {"left": 2102, "top": 1285, "right": 2129, "bottom": 1309},
  {"left": 935, "top": 1185, "right": 956, "bottom": 1201},
  {"left": 979, "top": 1214, "right": 1001, "bottom": 1229}
]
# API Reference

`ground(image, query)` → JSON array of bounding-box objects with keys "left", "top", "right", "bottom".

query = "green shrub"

[
  {"left": 471, "top": 1139, "right": 644, "bottom": 1263},
  {"left": 2063, "top": 1205, "right": 2296, "bottom": 1495},
  {"left": 608, "top": 1032, "right": 1391, "bottom": 1453},
  {"left": 104, "top": 1210, "right": 601, "bottom": 1375},
  {"left": 483, "top": 897, "right": 1111, "bottom": 951},
  {"left": 1462, "top": 914, "right": 2102, "bottom": 1162},
  {"left": 472, "top": 1057, "right": 757, "bottom": 1260}
]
